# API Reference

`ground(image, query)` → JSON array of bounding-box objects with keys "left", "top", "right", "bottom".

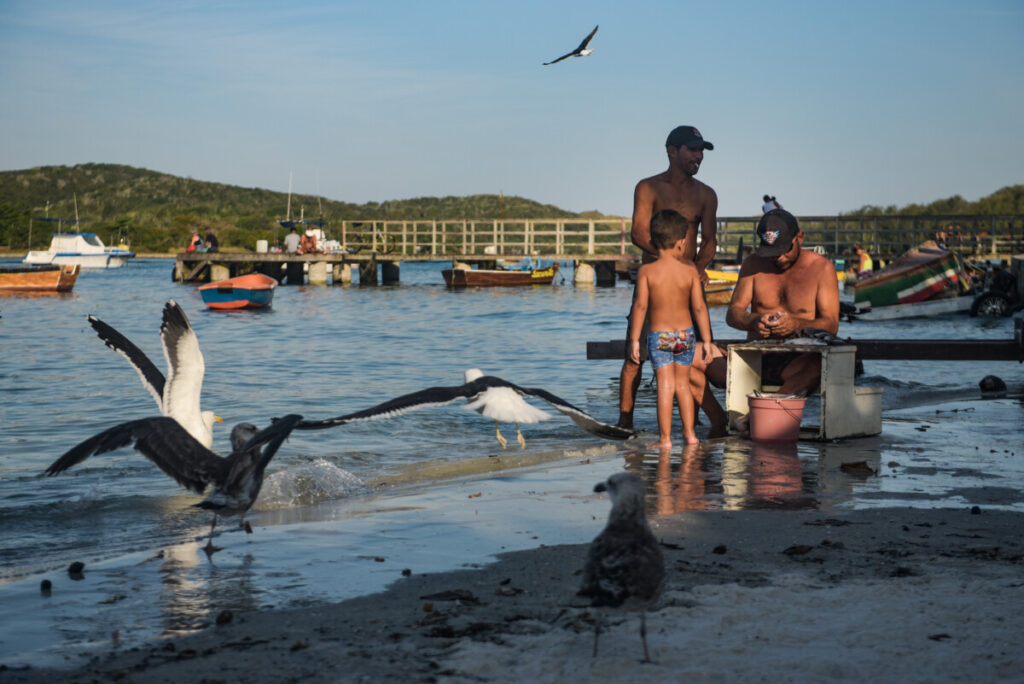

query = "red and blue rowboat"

[{"left": 199, "top": 273, "right": 278, "bottom": 310}]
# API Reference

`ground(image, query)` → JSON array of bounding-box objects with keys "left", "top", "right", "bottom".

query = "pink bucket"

[{"left": 747, "top": 393, "right": 806, "bottom": 442}]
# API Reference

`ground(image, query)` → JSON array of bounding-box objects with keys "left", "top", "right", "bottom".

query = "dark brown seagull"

[
  {"left": 44, "top": 414, "right": 303, "bottom": 557},
  {"left": 578, "top": 472, "right": 665, "bottom": 662}
]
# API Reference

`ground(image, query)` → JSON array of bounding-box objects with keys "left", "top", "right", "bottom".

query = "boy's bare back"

[{"left": 636, "top": 256, "right": 700, "bottom": 331}]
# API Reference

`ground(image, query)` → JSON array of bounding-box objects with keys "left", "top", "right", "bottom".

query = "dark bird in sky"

[
  {"left": 294, "top": 368, "right": 635, "bottom": 449},
  {"left": 543, "top": 25, "right": 599, "bottom": 65},
  {"left": 44, "top": 414, "right": 303, "bottom": 557},
  {"left": 87, "top": 300, "right": 222, "bottom": 448},
  {"left": 578, "top": 472, "right": 665, "bottom": 662}
]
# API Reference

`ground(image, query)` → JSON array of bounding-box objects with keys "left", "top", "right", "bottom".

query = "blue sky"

[{"left": 1, "top": 0, "right": 1021, "bottom": 216}]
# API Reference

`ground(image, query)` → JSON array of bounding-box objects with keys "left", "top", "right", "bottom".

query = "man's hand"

[
  {"left": 698, "top": 268, "right": 710, "bottom": 287},
  {"left": 766, "top": 311, "right": 802, "bottom": 338}
]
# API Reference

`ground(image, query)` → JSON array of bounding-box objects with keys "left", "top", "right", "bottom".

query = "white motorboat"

[{"left": 23, "top": 233, "right": 135, "bottom": 269}]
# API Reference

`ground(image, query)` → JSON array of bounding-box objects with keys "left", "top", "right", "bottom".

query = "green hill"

[
  {"left": 844, "top": 185, "right": 1024, "bottom": 216},
  {"left": 0, "top": 163, "right": 582, "bottom": 252}
]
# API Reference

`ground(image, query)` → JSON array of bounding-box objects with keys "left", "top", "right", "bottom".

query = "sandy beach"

[{"left": 4, "top": 505, "right": 1021, "bottom": 683}]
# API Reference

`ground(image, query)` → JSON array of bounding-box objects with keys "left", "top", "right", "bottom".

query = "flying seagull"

[
  {"left": 44, "top": 414, "right": 303, "bottom": 557},
  {"left": 543, "top": 25, "right": 599, "bottom": 65},
  {"left": 87, "top": 300, "right": 221, "bottom": 448},
  {"left": 578, "top": 472, "right": 665, "bottom": 662},
  {"left": 294, "top": 368, "right": 635, "bottom": 449}
]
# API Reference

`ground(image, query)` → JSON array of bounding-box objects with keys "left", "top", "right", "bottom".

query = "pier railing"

[{"left": 331, "top": 215, "right": 1023, "bottom": 261}]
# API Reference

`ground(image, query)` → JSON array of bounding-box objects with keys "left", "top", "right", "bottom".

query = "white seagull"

[
  {"left": 578, "top": 472, "right": 665, "bottom": 662},
  {"left": 295, "top": 368, "right": 636, "bottom": 449},
  {"left": 44, "top": 414, "right": 303, "bottom": 557},
  {"left": 88, "top": 300, "right": 221, "bottom": 448},
  {"left": 543, "top": 25, "right": 599, "bottom": 65}
]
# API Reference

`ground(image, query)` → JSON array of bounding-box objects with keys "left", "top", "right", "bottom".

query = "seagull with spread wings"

[
  {"left": 295, "top": 368, "right": 635, "bottom": 449},
  {"left": 87, "top": 300, "right": 221, "bottom": 448},
  {"left": 544, "top": 25, "right": 599, "bottom": 65},
  {"left": 44, "top": 414, "right": 303, "bottom": 556}
]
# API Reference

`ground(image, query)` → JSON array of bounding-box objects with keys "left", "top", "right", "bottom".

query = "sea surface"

[{"left": 1, "top": 256, "right": 1022, "bottom": 667}]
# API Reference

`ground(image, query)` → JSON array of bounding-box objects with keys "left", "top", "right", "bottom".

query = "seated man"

[{"left": 724, "top": 208, "right": 840, "bottom": 396}]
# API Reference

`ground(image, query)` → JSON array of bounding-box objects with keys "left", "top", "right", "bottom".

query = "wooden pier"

[{"left": 174, "top": 252, "right": 630, "bottom": 285}]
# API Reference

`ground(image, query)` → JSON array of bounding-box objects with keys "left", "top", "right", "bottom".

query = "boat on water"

[
  {"left": 443, "top": 262, "right": 560, "bottom": 287},
  {"left": 24, "top": 233, "right": 135, "bottom": 269},
  {"left": 848, "top": 242, "right": 974, "bottom": 320},
  {"left": 0, "top": 264, "right": 80, "bottom": 292},
  {"left": 199, "top": 273, "right": 278, "bottom": 310}
]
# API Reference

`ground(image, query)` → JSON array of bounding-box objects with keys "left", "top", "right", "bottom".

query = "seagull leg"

[
  {"left": 202, "top": 515, "right": 222, "bottom": 559},
  {"left": 640, "top": 611, "right": 651, "bottom": 663},
  {"left": 494, "top": 420, "right": 508, "bottom": 449},
  {"left": 592, "top": 618, "right": 601, "bottom": 658},
  {"left": 516, "top": 423, "right": 526, "bottom": 450}
]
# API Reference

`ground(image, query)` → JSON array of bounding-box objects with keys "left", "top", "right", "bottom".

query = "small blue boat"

[{"left": 199, "top": 273, "right": 277, "bottom": 310}]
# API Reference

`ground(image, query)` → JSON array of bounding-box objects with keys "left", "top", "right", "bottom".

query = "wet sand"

[
  {"left": 4, "top": 506, "right": 1022, "bottom": 683},
  {"left": 4, "top": 396, "right": 1024, "bottom": 682}
]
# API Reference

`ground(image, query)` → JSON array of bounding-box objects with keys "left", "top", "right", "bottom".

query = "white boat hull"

[
  {"left": 22, "top": 233, "right": 134, "bottom": 269},
  {"left": 853, "top": 295, "right": 973, "bottom": 321}
]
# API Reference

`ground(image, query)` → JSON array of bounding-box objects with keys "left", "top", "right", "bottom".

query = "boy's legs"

[
  {"left": 674, "top": 364, "right": 698, "bottom": 444},
  {"left": 652, "top": 364, "right": 676, "bottom": 449}
]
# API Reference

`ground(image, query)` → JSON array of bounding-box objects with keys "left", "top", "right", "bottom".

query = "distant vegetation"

[
  {"left": 0, "top": 164, "right": 581, "bottom": 252},
  {"left": 0, "top": 163, "right": 1020, "bottom": 253}
]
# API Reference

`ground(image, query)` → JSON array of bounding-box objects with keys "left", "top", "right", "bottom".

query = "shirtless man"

[
  {"left": 725, "top": 208, "right": 840, "bottom": 396},
  {"left": 618, "top": 125, "right": 723, "bottom": 433}
]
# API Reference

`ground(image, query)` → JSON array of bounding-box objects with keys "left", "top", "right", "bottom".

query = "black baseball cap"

[
  {"left": 755, "top": 209, "right": 801, "bottom": 257},
  {"left": 665, "top": 125, "right": 713, "bottom": 150}
]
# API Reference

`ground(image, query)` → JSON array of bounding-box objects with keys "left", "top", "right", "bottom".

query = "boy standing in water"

[{"left": 628, "top": 210, "right": 713, "bottom": 448}]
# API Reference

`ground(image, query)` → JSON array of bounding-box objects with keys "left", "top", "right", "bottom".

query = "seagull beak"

[
  {"left": 215, "top": 415, "right": 224, "bottom": 423},
  {"left": 593, "top": 482, "right": 607, "bottom": 493}
]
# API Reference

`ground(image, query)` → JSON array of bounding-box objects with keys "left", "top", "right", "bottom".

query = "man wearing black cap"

[
  {"left": 725, "top": 208, "right": 840, "bottom": 396},
  {"left": 618, "top": 125, "right": 722, "bottom": 432}
]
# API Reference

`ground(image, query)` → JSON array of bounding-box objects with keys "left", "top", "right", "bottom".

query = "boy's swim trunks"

[{"left": 647, "top": 328, "right": 695, "bottom": 370}]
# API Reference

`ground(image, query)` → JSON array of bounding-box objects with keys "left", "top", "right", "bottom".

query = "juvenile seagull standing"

[
  {"left": 578, "top": 472, "right": 665, "bottom": 662},
  {"left": 44, "top": 414, "right": 303, "bottom": 557},
  {"left": 294, "top": 368, "right": 635, "bottom": 449},
  {"left": 87, "top": 300, "right": 221, "bottom": 448},
  {"left": 543, "top": 25, "right": 599, "bottom": 65}
]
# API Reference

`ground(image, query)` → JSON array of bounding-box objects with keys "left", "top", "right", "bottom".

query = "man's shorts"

[{"left": 647, "top": 328, "right": 696, "bottom": 370}]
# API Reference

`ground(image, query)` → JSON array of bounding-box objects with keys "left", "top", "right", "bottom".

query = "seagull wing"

[
  {"left": 160, "top": 300, "right": 206, "bottom": 434},
  {"left": 482, "top": 377, "right": 636, "bottom": 440},
  {"left": 543, "top": 51, "right": 575, "bottom": 66},
  {"left": 295, "top": 384, "right": 480, "bottom": 430},
  {"left": 240, "top": 414, "right": 303, "bottom": 472},
  {"left": 576, "top": 24, "right": 599, "bottom": 51},
  {"left": 88, "top": 314, "right": 166, "bottom": 411},
  {"left": 44, "top": 417, "right": 226, "bottom": 494}
]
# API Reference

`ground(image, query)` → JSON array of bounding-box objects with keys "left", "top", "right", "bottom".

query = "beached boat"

[
  {"left": 0, "top": 264, "right": 80, "bottom": 292},
  {"left": 442, "top": 262, "right": 560, "bottom": 287},
  {"left": 24, "top": 233, "right": 135, "bottom": 269},
  {"left": 849, "top": 243, "right": 974, "bottom": 320},
  {"left": 199, "top": 273, "right": 278, "bottom": 310}
]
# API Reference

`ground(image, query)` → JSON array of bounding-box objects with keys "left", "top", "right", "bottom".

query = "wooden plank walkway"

[{"left": 586, "top": 332, "right": 1024, "bottom": 362}]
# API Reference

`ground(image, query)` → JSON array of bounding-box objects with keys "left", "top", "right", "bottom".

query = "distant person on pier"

[
  {"left": 762, "top": 195, "right": 782, "bottom": 213},
  {"left": 628, "top": 209, "right": 714, "bottom": 448},
  {"left": 854, "top": 243, "right": 873, "bottom": 279},
  {"left": 186, "top": 228, "right": 205, "bottom": 253},
  {"left": 617, "top": 125, "right": 725, "bottom": 437},
  {"left": 724, "top": 209, "right": 840, "bottom": 402},
  {"left": 284, "top": 226, "right": 301, "bottom": 253},
  {"left": 204, "top": 229, "right": 219, "bottom": 253},
  {"left": 298, "top": 228, "right": 321, "bottom": 255}
]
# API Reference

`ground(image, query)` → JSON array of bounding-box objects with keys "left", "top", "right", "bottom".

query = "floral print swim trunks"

[{"left": 647, "top": 328, "right": 696, "bottom": 370}]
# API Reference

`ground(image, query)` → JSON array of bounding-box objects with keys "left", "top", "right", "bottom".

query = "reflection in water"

[{"left": 625, "top": 439, "right": 820, "bottom": 513}]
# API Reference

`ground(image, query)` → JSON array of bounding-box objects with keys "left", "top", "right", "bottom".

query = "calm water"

[{"left": 1, "top": 257, "right": 1022, "bottom": 666}]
